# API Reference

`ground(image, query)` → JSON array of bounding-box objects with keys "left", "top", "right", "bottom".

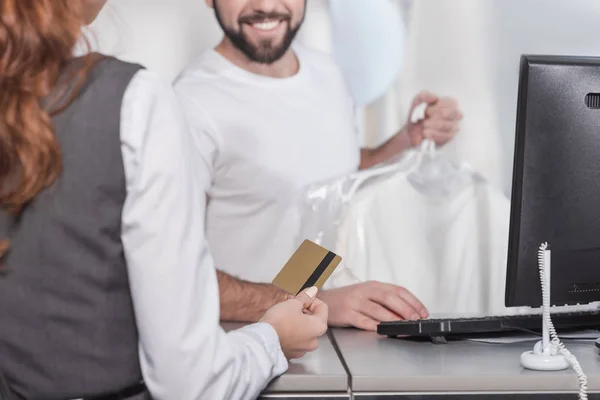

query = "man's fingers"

[
  {"left": 423, "top": 119, "right": 455, "bottom": 132},
  {"left": 392, "top": 285, "right": 429, "bottom": 318},
  {"left": 370, "top": 289, "right": 422, "bottom": 320},
  {"left": 423, "top": 123, "right": 460, "bottom": 140},
  {"left": 412, "top": 90, "right": 439, "bottom": 107},
  {"left": 423, "top": 131, "right": 456, "bottom": 142},
  {"left": 351, "top": 312, "right": 380, "bottom": 332},
  {"left": 360, "top": 299, "right": 403, "bottom": 323},
  {"left": 425, "top": 103, "right": 462, "bottom": 120},
  {"left": 434, "top": 96, "right": 459, "bottom": 109},
  {"left": 425, "top": 96, "right": 461, "bottom": 119}
]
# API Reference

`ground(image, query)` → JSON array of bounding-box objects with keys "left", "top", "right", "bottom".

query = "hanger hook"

[{"left": 420, "top": 138, "right": 436, "bottom": 157}]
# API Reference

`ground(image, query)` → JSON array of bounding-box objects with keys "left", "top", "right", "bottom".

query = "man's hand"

[
  {"left": 318, "top": 281, "right": 429, "bottom": 332},
  {"left": 405, "top": 90, "right": 462, "bottom": 148},
  {"left": 359, "top": 90, "right": 462, "bottom": 170}
]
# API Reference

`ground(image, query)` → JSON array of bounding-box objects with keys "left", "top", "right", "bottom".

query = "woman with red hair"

[{"left": 0, "top": 1, "right": 327, "bottom": 399}]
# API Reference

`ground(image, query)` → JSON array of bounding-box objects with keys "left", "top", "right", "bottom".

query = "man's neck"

[{"left": 215, "top": 39, "right": 299, "bottom": 78}]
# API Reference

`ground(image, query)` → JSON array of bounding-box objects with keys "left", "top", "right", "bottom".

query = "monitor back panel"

[{"left": 507, "top": 55, "right": 600, "bottom": 307}]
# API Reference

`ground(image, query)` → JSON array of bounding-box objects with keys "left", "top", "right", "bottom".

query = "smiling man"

[
  {"left": 175, "top": 0, "right": 462, "bottom": 331},
  {"left": 213, "top": 0, "right": 301, "bottom": 64}
]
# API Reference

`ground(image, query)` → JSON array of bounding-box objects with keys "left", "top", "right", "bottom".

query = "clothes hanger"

[
  {"left": 405, "top": 137, "right": 476, "bottom": 197},
  {"left": 403, "top": 101, "right": 477, "bottom": 197}
]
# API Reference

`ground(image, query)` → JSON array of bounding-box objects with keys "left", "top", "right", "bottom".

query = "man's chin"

[
  {"left": 248, "top": 50, "right": 288, "bottom": 64},
  {"left": 244, "top": 39, "right": 290, "bottom": 63}
]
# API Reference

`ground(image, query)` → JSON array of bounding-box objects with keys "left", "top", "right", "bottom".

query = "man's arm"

[
  {"left": 218, "top": 270, "right": 291, "bottom": 322},
  {"left": 360, "top": 127, "right": 413, "bottom": 170}
]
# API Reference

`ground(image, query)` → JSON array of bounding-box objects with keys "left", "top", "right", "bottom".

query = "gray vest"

[{"left": 0, "top": 58, "right": 144, "bottom": 399}]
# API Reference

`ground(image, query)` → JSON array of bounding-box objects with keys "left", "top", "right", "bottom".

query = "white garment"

[
  {"left": 174, "top": 45, "right": 361, "bottom": 283},
  {"left": 120, "top": 69, "right": 287, "bottom": 399},
  {"left": 331, "top": 156, "right": 511, "bottom": 316}
]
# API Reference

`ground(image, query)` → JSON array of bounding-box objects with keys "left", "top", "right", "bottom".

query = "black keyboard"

[{"left": 377, "top": 310, "right": 600, "bottom": 339}]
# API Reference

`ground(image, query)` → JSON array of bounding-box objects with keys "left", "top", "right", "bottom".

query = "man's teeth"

[{"left": 252, "top": 20, "right": 280, "bottom": 31}]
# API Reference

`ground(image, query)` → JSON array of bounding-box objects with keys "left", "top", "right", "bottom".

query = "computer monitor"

[{"left": 506, "top": 55, "right": 600, "bottom": 308}]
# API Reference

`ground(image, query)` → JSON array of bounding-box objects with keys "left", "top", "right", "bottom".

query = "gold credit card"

[{"left": 272, "top": 240, "right": 342, "bottom": 296}]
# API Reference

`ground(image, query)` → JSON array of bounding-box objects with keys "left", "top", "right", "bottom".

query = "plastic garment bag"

[
  {"left": 406, "top": 139, "right": 478, "bottom": 197},
  {"left": 296, "top": 139, "right": 467, "bottom": 252},
  {"left": 296, "top": 140, "right": 513, "bottom": 315}
]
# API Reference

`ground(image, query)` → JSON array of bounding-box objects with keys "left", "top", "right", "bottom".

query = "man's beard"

[{"left": 214, "top": 4, "right": 304, "bottom": 64}]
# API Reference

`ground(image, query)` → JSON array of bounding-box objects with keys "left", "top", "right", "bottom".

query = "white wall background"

[
  {"left": 87, "top": 0, "right": 223, "bottom": 81},
  {"left": 88, "top": 0, "right": 335, "bottom": 81},
  {"left": 89, "top": 0, "right": 600, "bottom": 195},
  {"left": 395, "top": 0, "right": 600, "bottom": 193},
  {"left": 489, "top": 0, "right": 600, "bottom": 193}
]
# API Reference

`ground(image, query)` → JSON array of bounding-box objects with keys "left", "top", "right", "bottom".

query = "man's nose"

[{"left": 250, "top": 0, "right": 281, "bottom": 13}]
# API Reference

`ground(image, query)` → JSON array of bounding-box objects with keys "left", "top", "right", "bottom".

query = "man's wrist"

[
  {"left": 395, "top": 126, "right": 416, "bottom": 148},
  {"left": 248, "top": 283, "right": 289, "bottom": 318},
  {"left": 269, "top": 284, "right": 292, "bottom": 303},
  {"left": 360, "top": 127, "right": 414, "bottom": 169},
  {"left": 218, "top": 270, "right": 290, "bottom": 322}
]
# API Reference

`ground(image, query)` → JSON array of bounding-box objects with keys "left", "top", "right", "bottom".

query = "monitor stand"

[{"left": 520, "top": 248, "right": 569, "bottom": 370}]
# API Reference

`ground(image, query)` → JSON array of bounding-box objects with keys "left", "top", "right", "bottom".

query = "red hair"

[{"left": 0, "top": 0, "right": 96, "bottom": 257}]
